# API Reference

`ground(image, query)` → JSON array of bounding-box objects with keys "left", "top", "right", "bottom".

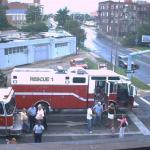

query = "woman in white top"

[
  {"left": 35, "top": 104, "right": 45, "bottom": 124},
  {"left": 86, "top": 107, "right": 93, "bottom": 133}
]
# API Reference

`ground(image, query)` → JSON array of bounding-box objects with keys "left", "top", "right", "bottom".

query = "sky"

[
  {"left": 40, "top": 0, "right": 100, "bottom": 14},
  {"left": 8, "top": 0, "right": 150, "bottom": 14}
]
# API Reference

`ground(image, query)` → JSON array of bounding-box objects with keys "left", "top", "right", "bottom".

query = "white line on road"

[
  {"left": 25, "top": 131, "right": 141, "bottom": 137},
  {"left": 140, "top": 97, "right": 150, "bottom": 105},
  {"left": 133, "top": 101, "right": 139, "bottom": 107},
  {"left": 128, "top": 112, "right": 150, "bottom": 135}
]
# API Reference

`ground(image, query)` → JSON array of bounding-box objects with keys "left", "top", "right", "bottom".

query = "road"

[
  {"left": 0, "top": 95, "right": 149, "bottom": 144},
  {"left": 84, "top": 26, "right": 150, "bottom": 85}
]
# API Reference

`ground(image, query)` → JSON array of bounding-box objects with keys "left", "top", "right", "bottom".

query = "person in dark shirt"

[{"left": 107, "top": 103, "right": 116, "bottom": 132}]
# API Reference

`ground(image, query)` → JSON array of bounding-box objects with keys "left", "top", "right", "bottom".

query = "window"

[
  {"left": 91, "top": 77, "right": 106, "bottom": 80},
  {"left": 55, "top": 42, "right": 68, "bottom": 48},
  {"left": 0, "top": 103, "right": 4, "bottom": 115},
  {"left": 73, "top": 77, "right": 86, "bottom": 83},
  {"left": 4, "top": 46, "right": 28, "bottom": 55},
  {"left": 5, "top": 98, "right": 15, "bottom": 115}
]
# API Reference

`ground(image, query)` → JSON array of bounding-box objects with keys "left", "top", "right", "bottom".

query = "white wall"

[{"left": 0, "top": 36, "right": 76, "bottom": 69}]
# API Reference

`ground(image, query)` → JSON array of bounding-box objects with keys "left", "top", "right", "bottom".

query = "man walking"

[
  {"left": 33, "top": 121, "right": 44, "bottom": 143},
  {"left": 93, "top": 101, "right": 103, "bottom": 126},
  {"left": 27, "top": 105, "right": 37, "bottom": 131}
]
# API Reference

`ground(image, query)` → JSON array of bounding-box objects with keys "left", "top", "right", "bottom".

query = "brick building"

[{"left": 97, "top": 0, "right": 150, "bottom": 36}]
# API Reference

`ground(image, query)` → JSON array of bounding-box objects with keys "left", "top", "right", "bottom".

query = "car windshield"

[
  {"left": 5, "top": 98, "right": 16, "bottom": 115},
  {"left": 75, "top": 60, "right": 85, "bottom": 65}
]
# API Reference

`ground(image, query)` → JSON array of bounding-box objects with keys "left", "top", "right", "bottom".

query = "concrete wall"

[{"left": 0, "top": 36, "right": 76, "bottom": 69}]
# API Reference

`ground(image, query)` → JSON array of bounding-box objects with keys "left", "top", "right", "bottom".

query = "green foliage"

[
  {"left": 54, "top": 7, "right": 86, "bottom": 46},
  {"left": 0, "top": 5, "right": 10, "bottom": 29},
  {"left": 121, "top": 33, "right": 136, "bottom": 47},
  {"left": 131, "top": 77, "right": 150, "bottom": 90},
  {"left": 0, "top": 70, "right": 7, "bottom": 87},
  {"left": 26, "top": 6, "right": 42, "bottom": 23},
  {"left": 54, "top": 7, "right": 70, "bottom": 28},
  {"left": 121, "top": 21, "right": 150, "bottom": 47},
  {"left": 21, "top": 22, "right": 48, "bottom": 32},
  {"left": 64, "top": 19, "right": 86, "bottom": 46}
]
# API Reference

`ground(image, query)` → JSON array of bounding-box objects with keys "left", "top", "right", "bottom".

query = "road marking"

[
  {"left": 47, "top": 121, "right": 87, "bottom": 127},
  {"left": 133, "top": 101, "right": 139, "bottom": 107},
  {"left": 25, "top": 131, "right": 141, "bottom": 137},
  {"left": 128, "top": 112, "right": 150, "bottom": 135},
  {"left": 140, "top": 97, "right": 150, "bottom": 105}
]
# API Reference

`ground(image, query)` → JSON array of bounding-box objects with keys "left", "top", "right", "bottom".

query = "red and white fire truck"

[
  {"left": 0, "top": 87, "right": 22, "bottom": 136},
  {"left": 11, "top": 67, "right": 136, "bottom": 112}
]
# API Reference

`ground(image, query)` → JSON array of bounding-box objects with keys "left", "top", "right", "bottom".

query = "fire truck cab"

[
  {"left": 0, "top": 87, "right": 22, "bottom": 136},
  {"left": 11, "top": 67, "right": 136, "bottom": 112}
]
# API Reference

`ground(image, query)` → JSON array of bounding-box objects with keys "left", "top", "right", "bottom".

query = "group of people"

[
  {"left": 20, "top": 104, "right": 47, "bottom": 143},
  {"left": 86, "top": 101, "right": 128, "bottom": 138}
]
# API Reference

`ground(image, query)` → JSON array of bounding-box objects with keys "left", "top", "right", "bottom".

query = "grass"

[{"left": 133, "top": 46, "right": 150, "bottom": 51}]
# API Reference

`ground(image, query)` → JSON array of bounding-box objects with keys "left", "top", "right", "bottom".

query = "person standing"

[
  {"left": 33, "top": 121, "right": 44, "bottom": 143},
  {"left": 107, "top": 103, "right": 116, "bottom": 132},
  {"left": 86, "top": 107, "right": 93, "bottom": 133},
  {"left": 35, "top": 104, "right": 44, "bottom": 125},
  {"left": 27, "top": 105, "right": 37, "bottom": 131},
  {"left": 93, "top": 101, "right": 103, "bottom": 126},
  {"left": 20, "top": 108, "right": 29, "bottom": 133},
  {"left": 117, "top": 114, "right": 128, "bottom": 138}
]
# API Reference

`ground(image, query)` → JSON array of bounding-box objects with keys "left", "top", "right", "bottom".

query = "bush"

[
  {"left": 121, "top": 33, "right": 136, "bottom": 47},
  {"left": 21, "top": 22, "right": 48, "bottom": 33}
]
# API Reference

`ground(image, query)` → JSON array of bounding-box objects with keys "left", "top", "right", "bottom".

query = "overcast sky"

[
  {"left": 40, "top": 0, "right": 100, "bottom": 14},
  {"left": 8, "top": 0, "right": 150, "bottom": 14}
]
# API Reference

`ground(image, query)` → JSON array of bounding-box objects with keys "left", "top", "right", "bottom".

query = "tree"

[
  {"left": 0, "top": 5, "right": 10, "bottom": 29},
  {"left": 54, "top": 8, "right": 86, "bottom": 46},
  {"left": 26, "top": 5, "right": 42, "bottom": 23},
  {"left": 64, "top": 19, "right": 86, "bottom": 46},
  {"left": 0, "top": 70, "right": 7, "bottom": 87},
  {"left": 21, "top": 22, "right": 48, "bottom": 32},
  {"left": 54, "top": 7, "right": 70, "bottom": 28},
  {"left": 21, "top": 5, "right": 48, "bottom": 33}
]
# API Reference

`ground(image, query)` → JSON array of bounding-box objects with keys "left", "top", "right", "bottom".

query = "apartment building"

[{"left": 97, "top": 0, "right": 150, "bottom": 36}]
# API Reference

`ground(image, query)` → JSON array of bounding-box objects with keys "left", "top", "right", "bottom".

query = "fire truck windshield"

[{"left": 5, "top": 98, "right": 15, "bottom": 115}]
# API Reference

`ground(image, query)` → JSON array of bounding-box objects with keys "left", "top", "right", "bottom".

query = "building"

[
  {"left": 6, "top": 2, "right": 28, "bottom": 27},
  {"left": 6, "top": 0, "right": 42, "bottom": 28},
  {"left": 0, "top": 0, "right": 8, "bottom": 6},
  {"left": 97, "top": 0, "right": 150, "bottom": 36},
  {"left": 0, "top": 30, "right": 76, "bottom": 69}
]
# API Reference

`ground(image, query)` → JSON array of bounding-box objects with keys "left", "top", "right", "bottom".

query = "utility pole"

[{"left": 114, "top": 1, "right": 120, "bottom": 71}]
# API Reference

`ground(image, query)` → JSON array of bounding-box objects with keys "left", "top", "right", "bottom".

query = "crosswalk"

[{"left": 128, "top": 96, "right": 150, "bottom": 135}]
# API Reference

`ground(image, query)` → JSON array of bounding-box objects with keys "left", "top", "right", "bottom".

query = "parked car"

[
  {"left": 118, "top": 55, "right": 139, "bottom": 70},
  {"left": 70, "top": 58, "right": 88, "bottom": 69}
]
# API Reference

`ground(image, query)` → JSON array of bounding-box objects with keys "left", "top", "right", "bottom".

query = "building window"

[
  {"left": 4, "top": 46, "right": 28, "bottom": 55},
  {"left": 55, "top": 42, "right": 68, "bottom": 48}
]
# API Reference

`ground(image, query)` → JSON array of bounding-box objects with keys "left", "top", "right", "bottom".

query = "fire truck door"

[
  {"left": 105, "top": 82, "right": 110, "bottom": 97},
  {"left": 129, "top": 85, "right": 136, "bottom": 97}
]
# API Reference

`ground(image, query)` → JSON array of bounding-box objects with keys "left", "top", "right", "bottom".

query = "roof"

[{"left": 7, "top": 2, "right": 28, "bottom": 9}]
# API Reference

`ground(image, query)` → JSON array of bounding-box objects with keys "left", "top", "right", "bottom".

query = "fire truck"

[
  {"left": 11, "top": 67, "right": 136, "bottom": 112},
  {"left": 0, "top": 87, "right": 22, "bottom": 136}
]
